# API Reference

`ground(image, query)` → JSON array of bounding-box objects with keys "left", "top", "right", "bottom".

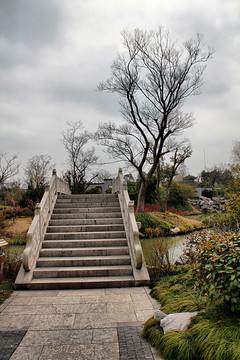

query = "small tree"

[
  {"left": 62, "top": 121, "right": 98, "bottom": 193},
  {"left": 22, "top": 154, "right": 55, "bottom": 206},
  {"left": 166, "top": 181, "right": 196, "bottom": 210},
  {"left": 24, "top": 154, "right": 55, "bottom": 188},
  {"left": 156, "top": 142, "right": 192, "bottom": 211},
  {"left": 97, "top": 27, "right": 213, "bottom": 212}
]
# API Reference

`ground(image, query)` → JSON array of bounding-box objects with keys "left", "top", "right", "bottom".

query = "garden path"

[{"left": 0, "top": 287, "right": 164, "bottom": 360}]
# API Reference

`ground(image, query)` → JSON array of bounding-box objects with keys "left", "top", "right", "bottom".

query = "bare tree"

[
  {"left": 0, "top": 152, "right": 20, "bottom": 187},
  {"left": 62, "top": 121, "right": 98, "bottom": 193},
  {"left": 25, "top": 154, "right": 55, "bottom": 188},
  {"left": 91, "top": 169, "right": 113, "bottom": 183},
  {"left": 231, "top": 140, "right": 240, "bottom": 164},
  {"left": 97, "top": 27, "right": 213, "bottom": 212}
]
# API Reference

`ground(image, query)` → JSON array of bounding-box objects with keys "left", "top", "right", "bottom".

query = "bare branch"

[{"left": 0, "top": 152, "right": 20, "bottom": 186}]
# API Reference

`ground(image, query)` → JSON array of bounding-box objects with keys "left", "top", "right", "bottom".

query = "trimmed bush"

[{"left": 193, "top": 232, "right": 240, "bottom": 312}]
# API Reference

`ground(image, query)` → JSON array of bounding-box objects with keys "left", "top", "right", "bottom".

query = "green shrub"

[
  {"left": 203, "top": 212, "right": 239, "bottom": 232},
  {"left": 84, "top": 187, "right": 101, "bottom": 194},
  {"left": 202, "top": 188, "right": 217, "bottom": 198},
  {"left": 193, "top": 232, "right": 240, "bottom": 312},
  {"left": 167, "top": 181, "right": 196, "bottom": 209}
]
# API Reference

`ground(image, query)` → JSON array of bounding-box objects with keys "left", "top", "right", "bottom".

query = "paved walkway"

[{"left": 0, "top": 287, "right": 163, "bottom": 360}]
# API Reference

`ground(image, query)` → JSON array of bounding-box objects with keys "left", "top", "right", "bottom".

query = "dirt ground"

[{"left": 2, "top": 217, "right": 32, "bottom": 242}]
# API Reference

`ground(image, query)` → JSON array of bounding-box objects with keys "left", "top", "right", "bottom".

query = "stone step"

[
  {"left": 25, "top": 276, "right": 136, "bottom": 290},
  {"left": 33, "top": 265, "right": 133, "bottom": 278},
  {"left": 48, "top": 218, "right": 124, "bottom": 226},
  {"left": 42, "top": 238, "right": 128, "bottom": 248},
  {"left": 52, "top": 207, "right": 121, "bottom": 214},
  {"left": 47, "top": 224, "right": 125, "bottom": 233},
  {"left": 44, "top": 231, "right": 126, "bottom": 240},
  {"left": 56, "top": 197, "right": 119, "bottom": 204},
  {"left": 58, "top": 194, "right": 118, "bottom": 200},
  {"left": 39, "top": 247, "right": 129, "bottom": 257},
  {"left": 36, "top": 255, "right": 131, "bottom": 267},
  {"left": 54, "top": 201, "right": 120, "bottom": 208},
  {"left": 50, "top": 212, "right": 123, "bottom": 220}
]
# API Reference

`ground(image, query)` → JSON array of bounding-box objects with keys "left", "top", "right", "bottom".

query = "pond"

[{"left": 141, "top": 233, "right": 188, "bottom": 265}]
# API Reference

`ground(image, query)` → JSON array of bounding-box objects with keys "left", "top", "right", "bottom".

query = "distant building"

[{"left": 87, "top": 179, "right": 112, "bottom": 194}]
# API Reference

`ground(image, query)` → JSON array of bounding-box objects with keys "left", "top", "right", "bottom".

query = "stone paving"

[{"left": 0, "top": 287, "right": 163, "bottom": 360}]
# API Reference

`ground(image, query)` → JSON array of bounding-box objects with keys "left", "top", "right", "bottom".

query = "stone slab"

[
  {"left": 10, "top": 346, "right": 44, "bottom": 360},
  {"left": 39, "top": 343, "right": 120, "bottom": 360}
]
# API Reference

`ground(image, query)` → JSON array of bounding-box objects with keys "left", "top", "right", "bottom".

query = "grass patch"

[
  {"left": 6, "top": 236, "right": 26, "bottom": 245},
  {"left": 152, "top": 212, "right": 203, "bottom": 234},
  {"left": 143, "top": 266, "right": 240, "bottom": 360},
  {"left": 135, "top": 212, "right": 171, "bottom": 235}
]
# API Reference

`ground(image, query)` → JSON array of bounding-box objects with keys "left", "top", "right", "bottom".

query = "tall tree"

[
  {"left": 62, "top": 121, "right": 98, "bottom": 193},
  {"left": 0, "top": 152, "right": 20, "bottom": 187},
  {"left": 97, "top": 27, "right": 213, "bottom": 212}
]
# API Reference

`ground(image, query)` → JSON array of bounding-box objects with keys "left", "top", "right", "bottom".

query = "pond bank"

[{"left": 136, "top": 211, "right": 205, "bottom": 237}]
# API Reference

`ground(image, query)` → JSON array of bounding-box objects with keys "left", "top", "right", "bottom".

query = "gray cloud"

[
  {"left": 0, "top": 0, "right": 239, "bottom": 179},
  {"left": 0, "top": 0, "right": 62, "bottom": 47}
]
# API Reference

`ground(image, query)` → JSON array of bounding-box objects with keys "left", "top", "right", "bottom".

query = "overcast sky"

[{"left": 0, "top": 0, "right": 239, "bottom": 181}]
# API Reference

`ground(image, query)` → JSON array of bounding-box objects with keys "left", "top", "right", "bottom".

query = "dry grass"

[{"left": 151, "top": 212, "right": 203, "bottom": 233}]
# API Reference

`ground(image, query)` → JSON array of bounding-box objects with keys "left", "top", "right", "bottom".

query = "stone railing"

[
  {"left": 112, "top": 168, "right": 143, "bottom": 269},
  {"left": 22, "top": 169, "right": 70, "bottom": 271}
]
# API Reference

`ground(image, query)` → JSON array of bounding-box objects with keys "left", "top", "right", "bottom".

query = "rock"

[
  {"left": 174, "top": 254, "right": 189, "bottom": 265},
  {"left": 160, "top": 312, "right": 198, "bottom": 334},
  {"left": 171, "top": 227, "right": 180, "bottom": 234},
  {"left": 154, "top": 309, "right": 167, "bottom": 321},
  {"left": 190, "top": 196, "right": 227, "bottom": 213}
]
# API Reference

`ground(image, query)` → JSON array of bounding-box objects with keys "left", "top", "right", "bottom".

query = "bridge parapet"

[
  {"left": 113, "top": 168, "right": 143, "bottom": 270},
  {"left": 22, "top": 170, "right": 70, "bottom": 272}
]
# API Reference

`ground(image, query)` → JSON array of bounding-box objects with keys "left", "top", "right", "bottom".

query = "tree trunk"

[{"left": 136, "top": 180, "right": 148, "bottom": 213}]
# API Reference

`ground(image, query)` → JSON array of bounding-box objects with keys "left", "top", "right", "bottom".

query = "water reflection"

[{"left": 141, "top": 234, "right": 187, "bottom": 264}]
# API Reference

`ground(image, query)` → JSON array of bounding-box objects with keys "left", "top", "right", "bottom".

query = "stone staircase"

[{"left": 24, "top": 193, "right": 138, "bottom": 289}]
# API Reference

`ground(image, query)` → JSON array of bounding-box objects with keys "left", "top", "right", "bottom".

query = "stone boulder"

[{"left": 160, "top": 312, "right": 198, "bottom": 334}]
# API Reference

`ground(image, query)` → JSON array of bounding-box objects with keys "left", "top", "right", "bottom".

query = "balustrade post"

[
  {"left": 35, "top": 203, "right": 41, "bottom": 242},
  {"left": 123, "top": 180, "right": 128, "bottom": 191},
  {"left": 128, "top": 200, "right": 134, "bottom": 213},
  {"left": 52, "top": 169, "right": 57, "bottom": 195},
  {"left": 45, "top": 185, "right": 50, "bottom": 212}
]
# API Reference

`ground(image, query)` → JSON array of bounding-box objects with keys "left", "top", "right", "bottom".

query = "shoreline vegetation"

[{"left": 143, "top": 265, "right": 240, "bottom": 360}]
